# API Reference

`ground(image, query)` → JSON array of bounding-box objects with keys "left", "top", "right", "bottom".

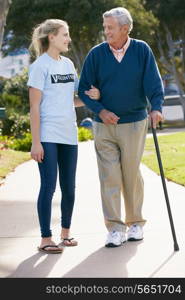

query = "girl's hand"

[
  {"left": 31, "top": 143, "right": 44, "bottom": 163},
  {"left": 85, "top": 85, "right": 100, "bottom": 100}
]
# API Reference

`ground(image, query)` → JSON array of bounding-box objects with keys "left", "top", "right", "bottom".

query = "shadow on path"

[
  {"left": 149, "top": 252, "right": 177, "bottom": 278},
  {"left": 7, "top": 252, "right": 62, "bottom": 278},
  {"left": 63, "top": 241, "right": 143, "bottom": 278}
]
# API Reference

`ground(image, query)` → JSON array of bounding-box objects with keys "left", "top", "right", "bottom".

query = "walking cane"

[{"left": 151, "top": 120, "right": 179, "bottom": 251}]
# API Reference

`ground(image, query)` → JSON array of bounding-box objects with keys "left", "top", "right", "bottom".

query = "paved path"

[{"left": 0, "top": 140, "right": 185, "bottom": 278}]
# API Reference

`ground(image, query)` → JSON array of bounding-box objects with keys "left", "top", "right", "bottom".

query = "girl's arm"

[
  {"left": 74, "top": 95, "right": 85, "bottom": 107},
  {"left": 29, "top": 87, "right": 44, "bottom": 163}
]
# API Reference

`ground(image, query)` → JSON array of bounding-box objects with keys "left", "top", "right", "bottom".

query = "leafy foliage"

[
  {"left": 0, "top": 68, "right": 29, "bottom": 114},
  {"left": 9, "top": 132, "right": 32, "bottom": 151},
  {"left": 0, "top": 110, "right": 30, "bottom": 137},
  {"left": 144, "top": 0, "right": 185, "bottom": 91},
  {"left": 144, "top": 0, "right": 185, "bottom": 39},
  {"left": 5, "top": 0, "right": 158, "bottom": 70},
  {"left": 78, "top": 127, "right": 93, "bottom": 141},
  {"left": 0, "top": 132, "right": 31, "bottom": 151}
]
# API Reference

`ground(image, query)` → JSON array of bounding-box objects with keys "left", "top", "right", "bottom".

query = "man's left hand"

[{"left": 149, "top": 110, "right": 164, "bottom": 129}]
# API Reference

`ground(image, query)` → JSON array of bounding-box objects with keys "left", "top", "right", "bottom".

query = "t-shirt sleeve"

[
  {"left": 74, "top": 69, "right": 79, "bottom": 92},
  {"left": 70, "top": 61, "right": 79, "bottom": 92},
  {"left": 27, "top": 63, "right": 46, "bottom": 91}
]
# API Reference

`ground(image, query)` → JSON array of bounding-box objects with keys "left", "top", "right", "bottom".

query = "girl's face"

[{"left": 48, "top": 26, "right": 71, "bottom": 53}]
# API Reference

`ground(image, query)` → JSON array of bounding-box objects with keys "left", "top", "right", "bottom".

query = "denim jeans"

[{"left": 37, "top": 142, "right": 78, "bottom": 237}]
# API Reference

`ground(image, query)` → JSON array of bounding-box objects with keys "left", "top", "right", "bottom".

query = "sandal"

[
  {"left": 60, "top": 238, "right": 78, "bottom": 247},
  {"left": 37, "top": 244, "right": 64, "bottom": 254}
]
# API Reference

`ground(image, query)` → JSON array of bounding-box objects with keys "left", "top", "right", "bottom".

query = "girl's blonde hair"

[{"left": 29, "top": 19, "right": 68, "bottom": 57}]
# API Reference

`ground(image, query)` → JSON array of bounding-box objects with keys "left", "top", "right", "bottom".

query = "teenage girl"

[{"left": 27, "top": 19, "right": 100, "bottom": 254}]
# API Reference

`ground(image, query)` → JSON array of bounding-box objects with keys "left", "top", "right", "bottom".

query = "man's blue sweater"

[{"left": 78, "top": 39, "right": 164, "bottom": 123}]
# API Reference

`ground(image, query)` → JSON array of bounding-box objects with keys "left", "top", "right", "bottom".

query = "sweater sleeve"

[
  {"left": 143, "top": 44, "right": 164, "bottom": 112},
  {"left": 78, "top": 50, "right": 105, "bottom": 114}
]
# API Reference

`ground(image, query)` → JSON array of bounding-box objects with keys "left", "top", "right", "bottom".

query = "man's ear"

[{"left": 122, "top": 24, "right": 129, "bottom": 34}]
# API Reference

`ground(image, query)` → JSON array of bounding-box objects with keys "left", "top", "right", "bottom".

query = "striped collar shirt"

[{"left": 109, "top": 37, "right": 130, "bottom": 62}]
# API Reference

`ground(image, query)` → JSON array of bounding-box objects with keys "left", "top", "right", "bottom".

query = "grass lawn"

[
  {"left": 0, "top": 132, "right": 184, "bottom": 186},
  {"left": 142, "top": 132, "right": 185, "bottom": 186},
  {"left": 0, "top": 149, "right": 30, "bottom": 182}
]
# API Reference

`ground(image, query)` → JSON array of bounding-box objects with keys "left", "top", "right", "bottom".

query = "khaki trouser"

[{"left": 93, "top": 118, "right": 148, "bottom": 233}]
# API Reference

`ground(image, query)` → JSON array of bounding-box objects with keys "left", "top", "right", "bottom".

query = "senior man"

[{"left": 78, "top": 7, "right": 164, "bottom": 247}]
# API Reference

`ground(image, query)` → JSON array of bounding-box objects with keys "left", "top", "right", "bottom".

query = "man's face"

[{"left": 103, "top": 17, "right": 128, "bottom": 46}]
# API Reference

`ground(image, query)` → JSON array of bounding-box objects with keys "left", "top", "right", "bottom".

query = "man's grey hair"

[{"left": 103, "top": 7, "right": 133, "bottom": 33}]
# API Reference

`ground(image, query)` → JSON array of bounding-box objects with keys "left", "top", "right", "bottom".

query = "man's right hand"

[{"left": 99, "top": 109, "right": 120, "bottom": 124}]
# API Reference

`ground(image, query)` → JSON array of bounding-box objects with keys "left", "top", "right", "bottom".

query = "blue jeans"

[{"left": 37, "top": 142, "right": 78, "bottom": 237}]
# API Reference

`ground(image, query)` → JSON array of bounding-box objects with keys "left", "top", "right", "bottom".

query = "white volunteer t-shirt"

[{"left": 27, "top": 52, "right": 79, "bottom": 145}]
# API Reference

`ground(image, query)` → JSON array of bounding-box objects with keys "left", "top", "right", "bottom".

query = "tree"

[
  {"left": 0, "top": 0, "right": 11, "bottom": 49},
  {"left": 144, "top": 0, "right": 185, "bottom": 118},
  {"left": 1, "top": 68, "right": 29, "bottom": 113},
  {"left": 5, "top": 0, "right": 158, "bottom": 71},
  {"left": 144, "top": 0, "right": 185, "bottom": 86}
]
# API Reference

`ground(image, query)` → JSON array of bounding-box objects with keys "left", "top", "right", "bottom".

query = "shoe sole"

[
  {"left": 105, "top": 241, "right": 126, "bottom": 248},
  {"left": 37, "top": 247, "right": 63, "bottom": 254},
  {"left": 127, "top": 237, "right": 143, "bottom": 242},
  {"left": 59, "top": 241, "right": 78, "bottom": 247}
]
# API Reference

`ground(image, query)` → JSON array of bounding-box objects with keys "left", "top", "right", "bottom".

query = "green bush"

[
  {"left": 0, "top": 77, "right": 6, "bottom": 93},
  {"left": 0, "top": 126, "right": 93, "bottom": 152},
  {"left": 0, "top": 69, "right": 30, "bottom": 139},
  {"left": 78, "top": 127, "right": 93, "bottom": 141},
  {"left": 1, "top": 111, "right": 30, "bottom": 138},
  {"left": 0, "top": 135, "right": 11, "bottom": 150},
  {"left": 1, "top": 68, "right": 29, "bottom": 114},
  {"left": 9, "top": 133, "right": 32, "bottom": 152},
  {"left": 1, "top": 93, "right": 24, "bottom": 113},
  {"left": 0, "top": 133, "right": 31, "bottom": 152}
]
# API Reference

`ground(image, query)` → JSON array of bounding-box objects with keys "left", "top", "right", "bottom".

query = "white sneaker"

[
  {"left": 105, "top": 231, "right": 126, "bottom": 248},
  {"left": 127, "top": 224, "right": 143, "bottom": 241}
]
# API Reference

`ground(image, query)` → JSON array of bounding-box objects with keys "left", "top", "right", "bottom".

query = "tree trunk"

[
  {"left": 181, "top": 26, "right": 185, "bottom": 79},
  {"left": 0, "top": 0, "right": 11, "bottom": 50},
  {"left": 164, "top": 25, "right": 184, "bottom": 92},
  {"left": 70, "top": 41, "right": 82, "bottom": 73},
  {"left": 157, "top": 25, "right": 185, "bottom": 121}
]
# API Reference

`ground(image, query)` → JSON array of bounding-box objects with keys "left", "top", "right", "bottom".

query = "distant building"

[{"left": 0, "top": 48, "right": 30, "bottom": 79}]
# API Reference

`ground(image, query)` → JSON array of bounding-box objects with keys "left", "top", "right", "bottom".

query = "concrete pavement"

[{"left": 0, "top": 139, "right": 185, "bottom": 278}]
